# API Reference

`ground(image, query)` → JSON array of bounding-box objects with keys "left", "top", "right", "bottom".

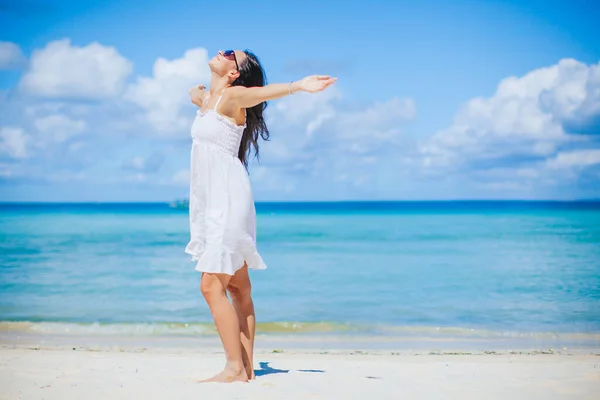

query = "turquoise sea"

[{"left": 1, "top": 201, "right": 599, "bottom": 345}]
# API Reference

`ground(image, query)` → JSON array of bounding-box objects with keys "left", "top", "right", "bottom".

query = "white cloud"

[
  {"left": 19, "top": 39, "right": 133, "bottom": 99},
  {"left": 0, "top": 41, "right": 26, "bottom": 70},
  {"left": 307, "top": 95, "right": 417, "bottom": 163},
  {"left": 0, "top": 127, "right": 30, "bottom": 159},
  {"left": 125, "top": 48, "right": 211, "bottom": 134},
  {"left": 272, "top": 90, "right": 416, "bottom": 155},
  {"left": 421, "top": 58, "right": 600, "bottom": 171},
  {"left": 34, "top": 114, "right": 87, "bottom": 143},
  {"left": 331, "top": 97, "right": 416, "bottom": 154},
  {"left": 538, "top": 60, "right": 600, "bottom": 131},
  {"left": 270, "top": 91, "right": 415, "bottom": 154},
  {"left": 414, "top": 58, "right": 600, "bottom": 197},
  {"left": 255, "top": 92, "right": 418, "bottom": 195},
  {"left": 271, "top": 88, "right": 341, "bottom": 135},
  {"left": 547, "top": 149, "right": 600, "bottom": 169}
]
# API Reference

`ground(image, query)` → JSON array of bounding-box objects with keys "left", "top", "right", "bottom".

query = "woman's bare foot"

[
  {"left": 198, "top": 365, "right": 248, "bottom": 383},
  {"left": 243, "top": 362, "right": 255, "bottom": 380}
]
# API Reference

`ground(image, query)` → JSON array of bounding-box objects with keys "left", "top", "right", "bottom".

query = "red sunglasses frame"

[{"left": 222, "top": 50, "right": 239, "bottom": 71}]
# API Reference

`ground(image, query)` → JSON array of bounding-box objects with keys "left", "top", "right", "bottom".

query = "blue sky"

[{"left": 1, "top": 0, "right": 599, "bottom": 201}]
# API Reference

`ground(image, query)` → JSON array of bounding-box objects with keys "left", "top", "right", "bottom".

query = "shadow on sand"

[{"left": 254, "top": 362, "right": 325, "bottom": 377}]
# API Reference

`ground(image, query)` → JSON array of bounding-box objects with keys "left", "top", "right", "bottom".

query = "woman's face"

[{"left": 208, "top": 50, "right": 246, "bottom": 79}]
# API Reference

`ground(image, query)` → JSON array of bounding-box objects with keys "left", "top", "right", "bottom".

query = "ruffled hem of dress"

[{"left": 185, "top": 243, "right": 267, "bottom": 276}]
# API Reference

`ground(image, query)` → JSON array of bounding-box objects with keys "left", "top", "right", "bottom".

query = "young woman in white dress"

[{"left": 187, "top": 49, "right": 336, "bottom": 383}]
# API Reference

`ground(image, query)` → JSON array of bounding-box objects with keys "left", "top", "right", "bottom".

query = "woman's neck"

[{"left": 209, "top": 74, "right": 230, "bottom": 96}]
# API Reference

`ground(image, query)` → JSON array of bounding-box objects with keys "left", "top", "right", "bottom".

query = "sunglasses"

[{"left": 222, "top": 50, "right": 239, "bottom": 71}]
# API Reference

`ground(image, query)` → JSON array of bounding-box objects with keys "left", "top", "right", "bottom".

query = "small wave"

[
  {"left": 0, "top": 321, "right": 217, "bottom": 336},
  {"left": 0, "top": 321, "right": 354, "bottom": 336},
  {"left": 2, "top": 321, "right": 599, "bottom": 341},
  {"left": 256, "top": 321, "right": 353, "bottom": 333},
  {"left": 0, "top": 321, "right": 360, "bottom": 336}
]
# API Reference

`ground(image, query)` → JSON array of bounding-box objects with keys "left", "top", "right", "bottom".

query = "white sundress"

[{"left": 184, "top": 93, "right": 267, "bottom": 275}]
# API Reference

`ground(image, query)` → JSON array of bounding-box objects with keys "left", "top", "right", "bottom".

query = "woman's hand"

[
  {"left": 295, "top": 75, "right": 337, "bottom": 93},
  {"left": 189, "top": 84, "right": 207, "bottom": 106}
]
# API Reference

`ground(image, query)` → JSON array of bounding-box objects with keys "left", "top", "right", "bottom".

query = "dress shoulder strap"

[{"left": 213, "top": 92, "right": 225, "bottom": 111}]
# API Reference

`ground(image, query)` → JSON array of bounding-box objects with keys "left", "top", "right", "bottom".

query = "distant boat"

[{"left": 169, "top": 198, "right": 189, "bottom": 209}]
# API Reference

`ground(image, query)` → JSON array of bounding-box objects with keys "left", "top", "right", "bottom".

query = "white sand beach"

[{"left": 1, "top": 339, "right": 599, "bottom": 400}]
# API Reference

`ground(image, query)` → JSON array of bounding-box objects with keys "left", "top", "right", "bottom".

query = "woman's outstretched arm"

[{"left": 228, "top": 75, "right": 337, "bottom": 109}]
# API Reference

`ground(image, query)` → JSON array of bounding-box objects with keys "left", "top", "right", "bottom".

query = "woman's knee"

[
  {"left": 228, "top": 283, "right": 252, "bottom": 305},
  {"left": 200, "top": 274, "right": 226, "bottom": 300}
]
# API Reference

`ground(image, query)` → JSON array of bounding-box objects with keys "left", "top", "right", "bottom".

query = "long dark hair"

[{"left": 232, "top": 50, "right": 270, "bottom": 169}]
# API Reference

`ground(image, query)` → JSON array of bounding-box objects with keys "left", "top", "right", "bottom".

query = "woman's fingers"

[
  {"left": 190, "top": 84, "right": 206, "bottom": 92},
  {"left": 321, "top": 78, "right": 337, "bottom": 88},
  {"left": 301, "top": 76, "right": 337, "bottom": 92}
]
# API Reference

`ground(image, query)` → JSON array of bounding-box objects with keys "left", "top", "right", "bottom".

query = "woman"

[{"left": 186, "top": 49, "right": 336, "bottom": 383}]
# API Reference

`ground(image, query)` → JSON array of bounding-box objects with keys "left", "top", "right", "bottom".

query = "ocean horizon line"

[
  {"left": 2, "top": 199, "right": 600, "bottom": 205},
  {"left": 3, "top": 199, "right": 600, "bottom": 213}
]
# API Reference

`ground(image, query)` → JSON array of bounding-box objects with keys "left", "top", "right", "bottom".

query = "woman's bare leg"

[
  {"left": 199, "top": 272, "right": 248, "bottom": 383},
  {"left": 227, "top": 263, "right": 256, "bottom": 380}
]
